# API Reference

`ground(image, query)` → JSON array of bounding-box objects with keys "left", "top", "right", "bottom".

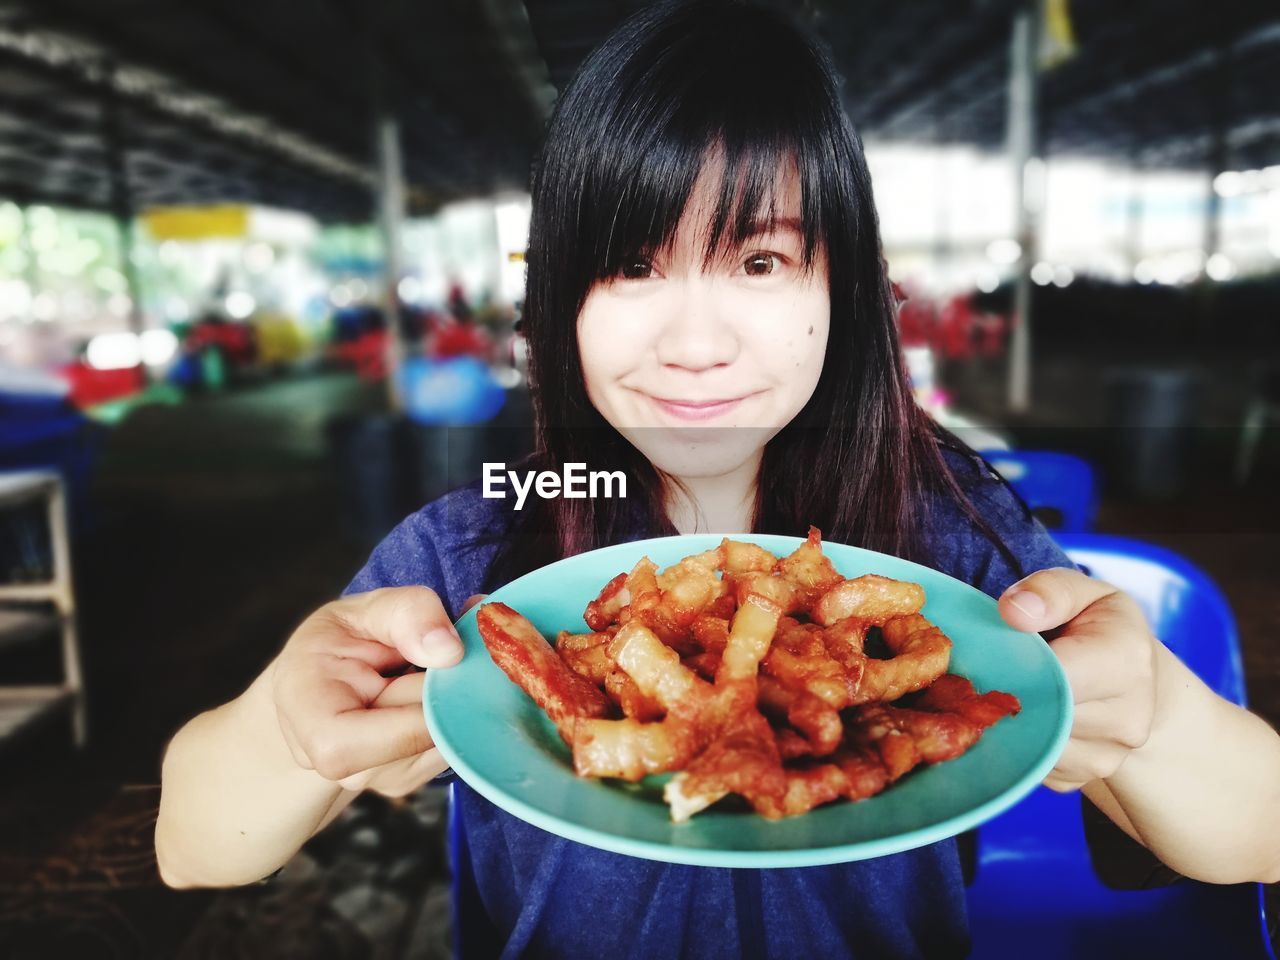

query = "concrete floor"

[{"left": 0, "top": 362, "right": 1277, "bottom": 957}]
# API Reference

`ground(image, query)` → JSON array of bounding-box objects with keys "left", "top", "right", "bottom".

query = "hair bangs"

[{"left": 572, "top": 5, "right": 839, "bottom": 288}]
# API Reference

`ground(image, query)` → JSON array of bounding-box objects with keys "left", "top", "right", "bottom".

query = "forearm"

[
  {"left": 1088, "top": 642, "right": 1280, "bottom": 884},
  {"left": 155, "top": 661, "right": 345, "bottom": 888}
]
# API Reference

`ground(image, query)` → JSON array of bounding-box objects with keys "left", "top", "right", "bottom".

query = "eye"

[
  {"left": 742, "top": 253, "right": 777, "bottom": 277},
  {"left": 619, "top": 257, "right": 655, "bottom": 280}
]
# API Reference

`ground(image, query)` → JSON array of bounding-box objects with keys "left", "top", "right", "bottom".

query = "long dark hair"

[{"left": 484, "top": 0, "right": 1021, "bottom": 589}]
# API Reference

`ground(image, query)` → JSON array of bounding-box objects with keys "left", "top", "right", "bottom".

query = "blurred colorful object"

[
  {"left": 58, "top": 361, "right": 145, "bottom": 408},
  {"left": 141, "top": 204, "right": 250, "bottom": 240},
  {"left": 186, "top": 316, "right": 255, "bottom": 367},
  {"left": 252, "top": 312, "right": 310, "bottom": 366},
  {"left": 332, "top": 330, "right": 388, "bottom": 381},
  {"left": 430, "top": 320, "right": 493, "bottom": 360},
  {"left": 398, "top": 356, "right": 505, "bottom": 426}
]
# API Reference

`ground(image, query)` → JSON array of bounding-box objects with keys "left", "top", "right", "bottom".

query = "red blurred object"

[
  {"left": 897, "top": 296, "right": 937, "bottom": 349},
  {"left": 938, "top": 295, "right": 976, "bottom": 360},
  {"left": 895, "top": 285, "right": 1008, "bottom": 359},
  {"left": 430, "top": 321, "right": 492, "bottom": 360},
  {"left": 58, "top": 361, "right": 145, "bottom": 407},
  {"left": 332, "top": 329, "right": 389, "bottom": 380},
  {"left": 976, "top": 311, "right": 1008, "bottom": 356},
  {"left": 187, "top": 317, "right": 256, "bottom": 367}
]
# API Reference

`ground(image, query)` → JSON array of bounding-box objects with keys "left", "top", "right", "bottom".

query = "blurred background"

[{"left": 0, "top": 0, "right": 1276, "bottom": 957}]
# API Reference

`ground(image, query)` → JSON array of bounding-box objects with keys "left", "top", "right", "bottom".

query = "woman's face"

[{"left": 577, "top": 162, "right": 830, "bottom": 481}]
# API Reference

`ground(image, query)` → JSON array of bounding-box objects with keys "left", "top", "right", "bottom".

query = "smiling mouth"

[{"left": 643, "top": 391, "right": 763, "bottom": 423}]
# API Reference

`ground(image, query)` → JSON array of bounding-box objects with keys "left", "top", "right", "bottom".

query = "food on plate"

[{"left": 475, "top": 528, "right": 1020, "bottom": 821}]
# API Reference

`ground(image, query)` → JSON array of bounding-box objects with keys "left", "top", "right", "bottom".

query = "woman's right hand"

[{"left": 269, "top": 586, "right": 465, "bottom": 794}]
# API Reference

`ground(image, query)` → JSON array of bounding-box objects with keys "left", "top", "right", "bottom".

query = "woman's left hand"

[{"left": 997, "top": 568, "right": 1160, "bottom": 792}]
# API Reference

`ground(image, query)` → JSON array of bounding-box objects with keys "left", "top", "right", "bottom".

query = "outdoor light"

[
  {"left": 94, "top": 266, "right": 127, "bottom": 294},
  {"left": 29, "top": 224, "right": 58, "bottom": 251},
  {"left": 1206, "top": 253, "right": 1235, "bottom": 282},
  {"left": 164, "top": 296, "right": 190, "bottom": 320},
  {"left": 1214, "top": 171, "right": 1243, "bottom": 197},
  {"left": 0, "top": 278, "right": 32, "bottom": 320},
  {"left": 1030, "top": 262, "right": 1054, "bottom": 285},
  {"left": 86, "top": 331, "right": 141, "bottom": 369},
  {"left": 31, "top": 293, "right": 56, "bottom": 321},
  {"left": 140, "top": 328, "right": 179, "bottom": 366},
  {"left": 397, "top": 276, "right": 423, "bottom": 303},
  {"left": 985, "top": 239, "right": 1021, "bottom": 264},
  {"left": 225, "top": 291, "right": 256, "bottom": 319},
  {"left": 244, "top": 241, "right": 275, "bottom": 273}
]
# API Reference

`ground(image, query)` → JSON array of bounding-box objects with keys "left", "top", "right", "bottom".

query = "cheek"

[
  {"left": 753, "top": 290, "right": 830, "bottom": 391},
  {"left": 576, "top": 295, "right": 642, "bottom": 406}
]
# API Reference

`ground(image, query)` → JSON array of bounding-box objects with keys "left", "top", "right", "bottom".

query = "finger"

[
  {"left": 323, "top": 652, "right": 401, "bottom": 703},
  {"left": 1042, "top": 771, "right": 1083, "bottom": 793},
  {"left": 300, "top": 702, "right": 435, "bottom": 782},
  {"left": 1044, "top": 737, "right": 1130, "bottom": 789},
  {"left": 341, "top": 636, "right": 422, "bottom": 675},
  {"left": 999, "top": 567, "right": 1121, "bottom": 634},
  {"left": 314, "top": 675, "right": 430, "bottom": 788},
  {"left": 372, "top": 670, "right": 425, "bottom": 709},
  {"left": 461, "top": 594, "right": 488, "bottom": 615},
  {"left": 1048, "top": 601, "right": 1156, "bottom": 704},
  {"left": 281, "top": 668, "right": 430, "bottom": 775},
  {"left": 341, "top": 747, "right": 449, "bottom": 796},
  {"left": 371, "top": 748, "right": 449, "bottom": 797},
  {"left": 329, "top": 586, "right": 464, "bottom": 669}
]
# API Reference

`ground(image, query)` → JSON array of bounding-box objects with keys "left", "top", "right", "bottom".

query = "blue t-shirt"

[{"left": 344, "top": 452, "right": 1073, "bottom": 959}]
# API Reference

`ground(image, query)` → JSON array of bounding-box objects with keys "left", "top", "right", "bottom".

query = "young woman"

[{"left": 156, "top": 2, "right": 1280, "bottom": 957}]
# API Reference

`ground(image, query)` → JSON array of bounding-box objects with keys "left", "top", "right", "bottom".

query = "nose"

[{"left": 653, "top": 278, "right": 740, "bottom": 372}]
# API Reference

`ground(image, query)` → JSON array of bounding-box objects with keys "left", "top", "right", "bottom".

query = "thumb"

[
  {"left": 998, "top": 566, "right": 1119, "bottom": 634},
  {"left": 333, "top": 586, "right": 464, "bottom": 669}
]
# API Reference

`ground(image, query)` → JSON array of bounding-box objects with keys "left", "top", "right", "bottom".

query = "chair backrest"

[
  {"left": 980, "top": 450, "right": 1098, "bottom": 533},
  {"left": 966, "top": 534, "right": 1269, "bottom": 959}
]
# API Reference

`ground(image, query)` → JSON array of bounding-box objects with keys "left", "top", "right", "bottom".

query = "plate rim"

[{"left": 424, "top": 532, "right": 1073, "bottom": 868}]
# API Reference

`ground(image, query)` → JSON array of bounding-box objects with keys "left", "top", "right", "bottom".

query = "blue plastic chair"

[
  {"left": 967, "top": 533, "right": 1273, "bottom": 959},
  {"left": 979, "top": 450, "right": 1098, "bottom": 533}
]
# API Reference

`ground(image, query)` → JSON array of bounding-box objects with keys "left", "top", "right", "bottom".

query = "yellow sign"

[
  {"left": 1040, "top": 0, "right": 1077, "bottom": 70},
  {"left": 141, "top": 204, "right": 250, "bottom": 240}
]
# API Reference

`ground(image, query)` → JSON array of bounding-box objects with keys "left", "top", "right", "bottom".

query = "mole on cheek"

[{"left": 807, "top": 325, "right": 814, "bottom": 335}]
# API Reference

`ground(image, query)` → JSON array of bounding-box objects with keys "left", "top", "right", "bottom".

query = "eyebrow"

[{"left": 744, "top": 216, "right": 804, "bottom": 237}]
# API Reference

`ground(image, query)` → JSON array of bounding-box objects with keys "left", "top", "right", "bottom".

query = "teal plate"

[{"left": 424, "top": 534, "right": 1072, "bottom": 868}]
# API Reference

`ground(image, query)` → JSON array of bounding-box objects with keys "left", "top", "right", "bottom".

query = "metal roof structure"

[
  {"left": 0, "top": 0, "right": 1276, "bottom": 221},
  {"left": 0, "top": 0, "right": 552, "bottom": 220},
  {"left": 826, "top": 0, "right": 1280, "bottom": 171}
]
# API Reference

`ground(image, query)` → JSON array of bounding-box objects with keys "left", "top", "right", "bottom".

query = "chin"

[{"left": 622, "top": 425, "right": 776, "bottom": 480}]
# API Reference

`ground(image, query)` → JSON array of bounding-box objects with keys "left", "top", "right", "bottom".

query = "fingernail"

[
  {"left": 421, "top": 626, "right": 463, "bottom": 663},
  {"left": 1007, "top": 590, "right": 1046, "bottom": 620}
]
